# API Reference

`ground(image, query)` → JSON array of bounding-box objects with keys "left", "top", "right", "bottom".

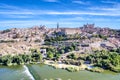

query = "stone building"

[{"left": 61, "top": 28, "right": 81, "bottom": 35}]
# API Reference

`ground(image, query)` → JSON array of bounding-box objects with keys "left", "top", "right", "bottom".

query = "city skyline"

[{"left": 0, "top": 0, "right": 120, "bottom": 30}]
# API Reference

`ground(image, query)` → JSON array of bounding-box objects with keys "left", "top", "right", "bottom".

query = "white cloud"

[
  {"left": 59, "top": 16, "right": 120, "bottom": 22},
  {"left": 0, "top": 10, "right": 120, "bottom": 17},
  {"left": 0, "top": 3, "right": 120, "bottom": 17},
  {"left": 0, "top": 2, "right": 119, "bottom": 29},
  {"left": 0, "top": 11, "right": 33, "bottom": 15},
  {"left": 39, "top": 11, "right": 120, "bottom": 16},
  {"left": 101, "top": 0, "right": 117, "bottom": 4},
  {"left": 101, "top": 0, "right": 120, "bottom": 8},
  {"left": 59, "top": 17, "right": 85, "bottom": 21},
  {"left": 89, "top": 7, "right": 120, "bottom": 11},
  {"left": 43, "top": 0, "right": 58, "bottom": 2},
  {"left": 73, "top": 0, "right": 90, "bottom": 5},
  {"left": 0, "top": 3, "right": 28, "bottom": 11},
  {"left": 6, "top": 14, "right": 34, "bottom": 18}
]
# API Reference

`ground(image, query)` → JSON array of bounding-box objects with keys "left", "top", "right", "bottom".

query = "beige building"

[{"left": 61, "top": 28, "right": 81, "bottom": 35}]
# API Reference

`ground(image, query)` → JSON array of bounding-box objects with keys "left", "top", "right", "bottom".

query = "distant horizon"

[
  {"left": 0, "top": 23, "right": 119, "bottom": 31},
  {"left": 0, "top": 0, "right": 120, "bottom": 30}
]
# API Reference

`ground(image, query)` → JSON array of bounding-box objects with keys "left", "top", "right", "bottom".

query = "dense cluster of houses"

[
  {"left": 0, "top": 23, "right": 119, "bottom": 56},
  {"left": 45, "top": 23, "right": 120, "bottom": 55},
  {"left": 0, "top": 26, "right": 47, "bottom": 42}
]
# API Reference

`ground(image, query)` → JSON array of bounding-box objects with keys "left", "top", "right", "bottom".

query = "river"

[{"left": 0, "top": 64, "right": 120, "bottom": 80}]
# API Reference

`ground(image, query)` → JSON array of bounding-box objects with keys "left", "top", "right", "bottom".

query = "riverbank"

[
  {"left": 44, "top": 60, "right": 106, "bottom": 73},
  {"left": 44, "top": 60, "right": 87, "bottom": 71}
]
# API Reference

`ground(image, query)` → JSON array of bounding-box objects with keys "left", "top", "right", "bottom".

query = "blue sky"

[{"left": 0, "top": 0, "right": 120, "bottom": 30}]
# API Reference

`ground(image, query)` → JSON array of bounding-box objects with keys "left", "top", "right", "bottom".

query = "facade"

[{"left": 61, "top": 28, "right": 81, "bottom": 35}]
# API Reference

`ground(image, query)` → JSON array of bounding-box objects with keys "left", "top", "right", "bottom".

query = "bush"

[
  {"left": 86, "top": 67, "right": 104, "bottom": 73},
  {"left": 66, "top": 67, "right": 79, "bottom": 72}
]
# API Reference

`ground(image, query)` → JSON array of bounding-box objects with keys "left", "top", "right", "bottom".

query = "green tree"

[
  {"left": 47, "top": 51, "right": 54, "bottom": 59},
  {"left": 55, "top": 53, "right": 60, "bottom": 60},
  {"left": 67, "top": 53, "right": 77, "bottom": 60},
  {"left": 61, "top": 49, "right": 65, "bottom": 54},
  {"left": 12, "top": 55, "right": 23, "bottom": 65}
]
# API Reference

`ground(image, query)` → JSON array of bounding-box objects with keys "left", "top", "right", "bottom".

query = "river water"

[{"left": 0, "top": 64, "right": 120, "bottom": 80}]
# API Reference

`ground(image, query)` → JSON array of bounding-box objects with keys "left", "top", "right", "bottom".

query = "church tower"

[{"left": 57, "top": 22, "right": 59, "bottom": 29}]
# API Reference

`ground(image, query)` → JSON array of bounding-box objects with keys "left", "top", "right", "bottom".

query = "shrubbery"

[
  {"left": 66, "top": 67, "right": 79, "bottom": 72},
  {"left": 85, "top": 50, "right": 120, "bottom": 72},
  {"left": 0, "top": 53, "right": 43, "bottom": 66}
]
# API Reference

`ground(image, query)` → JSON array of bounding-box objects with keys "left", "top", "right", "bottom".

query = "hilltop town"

[
  {"left": 0, "top": 24, "right": 119, "bottom": 56},
  {"left": 0, "top": 23, "right": 120, "bottom": 72}
]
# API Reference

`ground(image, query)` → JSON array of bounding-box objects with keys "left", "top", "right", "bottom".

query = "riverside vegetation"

[
  {"left": 63, "top": 48, "right": 120, "bottom": 72},
  {"left": 0, "top": 49, "right": 43, "bottom": 66},
  {"left": 85, "top": 50, "right": 120, "bottom": 73},
  {"left": 0, "top": 46, "right": 120, "bottom": 73}
]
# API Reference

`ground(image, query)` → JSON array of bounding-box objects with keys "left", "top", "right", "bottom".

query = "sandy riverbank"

[{"left": 44, "top": 60, "right": 88, "bottom": 70}]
